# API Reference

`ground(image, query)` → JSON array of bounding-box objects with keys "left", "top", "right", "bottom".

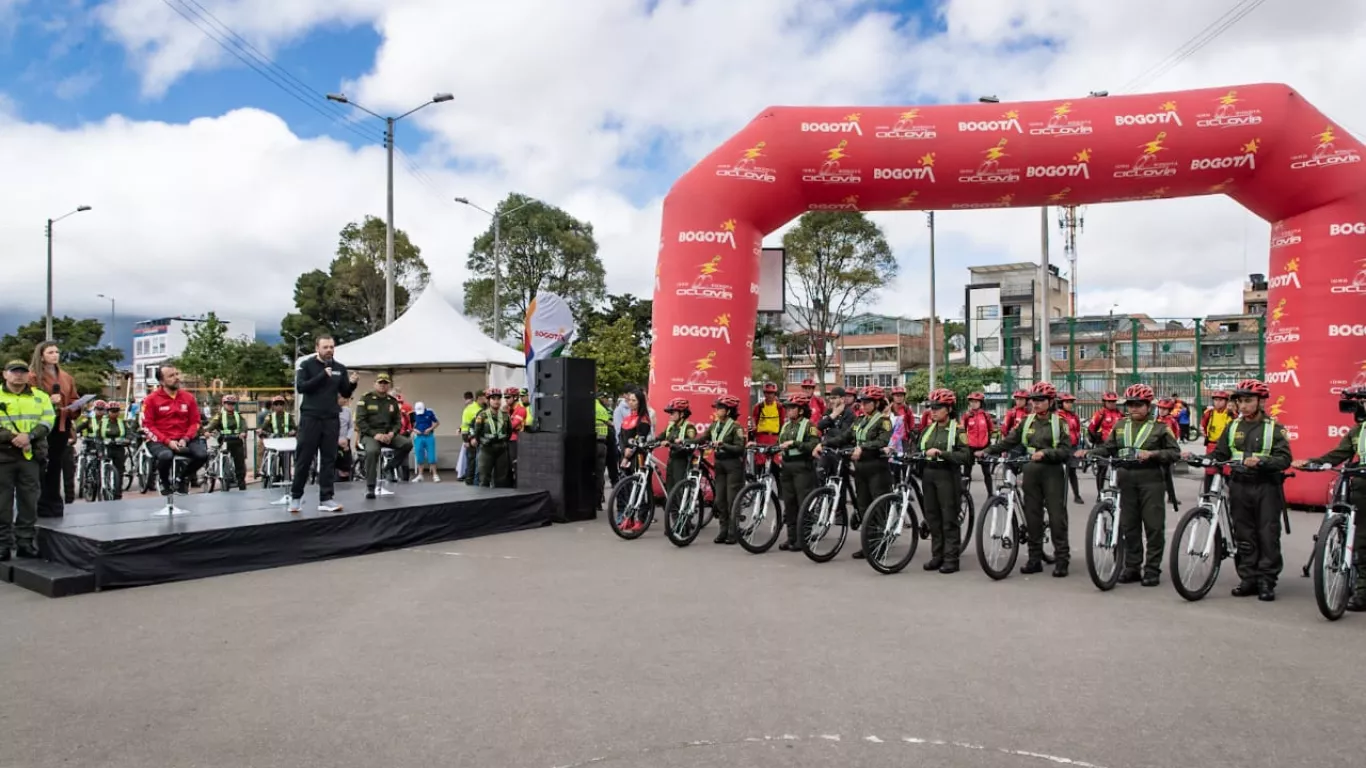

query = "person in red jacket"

[
  {"left": 889, "top": 386, "right": 909, "bottom": 419},
  {"left": 1058, "top": 393, "right": 1085, "bottom": 504},
  {"left": 1155, "top": 398, "right": 1182, "bottom": 439},
  {"left": 1087, "top": 391, "right": 1123, "bottom": 495},
  {"left": 801, "top": 379, "right": 826, "bottom": 424},
  {"left": 959, "top": 392, "right": 995, "bottom": 496},
  {"left": 1000, "top": 390, "right": 1029, "bottom": 437},
  {"left": 141, "top": 364, "right": 207, "bottom": 496}
]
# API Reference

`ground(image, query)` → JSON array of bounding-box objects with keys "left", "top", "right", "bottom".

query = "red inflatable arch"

[{"left": 650, "top": 83, "right": 1366, "bottom": 505}]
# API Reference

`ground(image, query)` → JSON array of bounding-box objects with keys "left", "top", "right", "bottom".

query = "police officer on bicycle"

[{"left": 1292, "top": 385, "right": 1366, "bottom": 610}]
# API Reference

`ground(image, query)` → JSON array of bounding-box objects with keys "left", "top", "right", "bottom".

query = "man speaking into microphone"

[{"left": 289, "top": 335, "right": 358, "bottom": 513}]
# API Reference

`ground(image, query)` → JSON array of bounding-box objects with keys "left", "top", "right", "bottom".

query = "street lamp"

[
  {"left": 454, "top": 196, "right": 537, "bottom": 343},
  {"left": 326, "top": 91, "right": 454, "bottom": 326},
  {"left": 46, "top": 205, "right": 92, "bottom": 339},
  {"left": 978, "top": 95, "right": 1000, "bottom": 103},
  {"left": 96, "top": 293, "right": 115, "bottom": 348}
]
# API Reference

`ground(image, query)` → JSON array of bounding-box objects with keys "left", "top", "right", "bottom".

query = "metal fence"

[{"left": 998, "top": 314, "right": 1266, "bottom": 419}]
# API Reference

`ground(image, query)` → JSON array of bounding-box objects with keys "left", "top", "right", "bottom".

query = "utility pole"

[
  {"left": 927, "top": 211, "right": 937, "bottom": 391},
  {"left": 1057, "top": 205, "right": 1084, "bottom": 316},
  {"left": 1039, "top": 206, "right": 1052, "bottom": 384}
]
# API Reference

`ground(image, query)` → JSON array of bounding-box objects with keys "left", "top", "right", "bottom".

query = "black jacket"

[{"left": 295, "top": 354, "right": 358, "bottom": 417}]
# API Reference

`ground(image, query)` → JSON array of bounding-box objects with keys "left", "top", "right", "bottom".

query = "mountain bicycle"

[
  {"left": 797, "top": 448, "right": 857, "bottom": 563},
  {"left": 130, "top": 437, "right": 156, "bottom": 494},
  {"left": 98, "top": 439, "right": 130, "bottom": 501},
  {"left": 662, "top": 442, "right": 715, "bottom": 547},
  {"left": 1298, "top": 464, "right": 1366, "bottom": 620},
  {"left": 75, "top": 438, "right": 104, "bottom": 503},
  {"left": 1081, "top": 454, "right": 1139, "bottom": 591},
  {"left": 734, "top": 444, "right": 784, "bottom": 554},
  {"left": 1169, "top": 457, "right": 1294, "bottom": 601},
  {"left": 972, "top": 454, "right": 1040, "bottom": 580},
  {"left": 859, "top": 451, "right": 924, "bottom": 574},
  {"left": 204, "top": 437, "right": 239, "bottom": 493},
  {"left": 607, "top": 437, "right": 664, "bottom": 540}
]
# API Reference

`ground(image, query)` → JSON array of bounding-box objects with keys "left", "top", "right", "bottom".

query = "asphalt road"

[{"left": 1, "top": 471, "right": 1361, "bottom": 768}]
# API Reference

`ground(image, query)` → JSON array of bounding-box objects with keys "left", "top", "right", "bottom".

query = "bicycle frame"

[
  {"left": 1183, "top": 459, "right": 1237, "bottom": 567},
  {"left": 622, "top": 438, "right": 664, "bottom": 517},
  {"left": 1303, "top": 464, "right": 1363, "bottom": 581},
  {"left": 984, "top": 459, "right": 1027, "bottom": 545}
]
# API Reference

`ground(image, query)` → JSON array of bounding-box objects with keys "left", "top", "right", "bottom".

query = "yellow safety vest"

[
  {"left": 755, "top": 401, "right": 781, "bottom": 434},
  {"left": 0, "top": 385, "right": 56, "bottom": 460},
  {"left": 1022, "top": 413, "right": 1062, "bottom": 448},
  {"left": 1121, "top": 419, "right": 1154, "bottom": 449},
  {"left": 97, "top": 415, "right": 127, "bottom": 440},
  {"left": 595, "top": 401, "right": 612, "bottom": 439},
  {"left": 1229, "top": 417, "right": 1275, "bottom": 457},
  {"left": 919, "top": 419, "right": 959, "bottom": 460}
]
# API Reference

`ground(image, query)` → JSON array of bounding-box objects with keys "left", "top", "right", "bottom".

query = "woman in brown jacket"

[{"left": 30, "top": 341, "right": 80, "bottom": 516}]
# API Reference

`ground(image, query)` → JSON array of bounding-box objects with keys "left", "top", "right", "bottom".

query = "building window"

[
  {"left": 787, "top": 368, "right": 810, "bottom": 384},
  {"left": 976, "top": 337, "right": 1000, "bottom": 352},
  {"left": 1051, "top": 346, "right": 1068, "bottom": 361},
  {"left": 976, "top": 305, "right": 1000, "bottom": 320}
]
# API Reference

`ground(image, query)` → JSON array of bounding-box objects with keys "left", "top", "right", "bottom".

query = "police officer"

[
  {"left": 700, "top": 394, "right": 746, "bottom": 545},
  {"left": 776, "top": 393, "right": 819, "bottom": 551},
  {"left": 817, "top": 386, "right": 856, "bottom": 481},
  {"left": 983, "top": 381, "right": 1073, "bottom": 577},
  {"left": 258, "top": 395, "right": 297, "bottom": 483},
  {"left": 471, "top": 387, "right": 512, "bottom": 488},
  {"left": 98, "top": 400, "right": 134, "bottom": 498},
  {"left": 1058, "top": 393, "right": 1085, "bottom": 504},
  {"left": 356, "top": 373, "right": 413, "bottom": 498},
  {"left": 816, "top": 385, "right": 892, "bottom": 560},
  {"left": 0, "top": 360, "right": 55, "bottom": 559},
  {"left": 210, "top": 394, "right": 248, "bottom": 491},
  {"left": 1208, "top": 378, "right": 1292, "bottom": 601},
  {"left": 658, "top": 398, "right": 698, "bottom": 496},
  {"left": 593, "top": 391, "right": 614, "bottom": 508},
  {"left": 1086, "top": 384, "right": 1181, "bottom": 586},
  {"left": 1293, "top": 385, "right": 1366, "bottom": 610},
  {"left": 917, "top": 388, "right": 971, "bottom": 572}
]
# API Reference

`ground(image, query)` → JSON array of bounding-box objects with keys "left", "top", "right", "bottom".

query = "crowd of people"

[{"left": 596, "top": 377, "right": 1366, "bottom": 608}]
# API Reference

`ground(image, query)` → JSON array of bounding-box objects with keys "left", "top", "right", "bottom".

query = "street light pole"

[
  {"left": 326, "top": 92, "right": 453, "bottom": 326},
  {"left": 96, "top": 293, "right": 115, "bottom": 347},
  {"left": 45, "top": 205, "right": 92, "bottom": 339},
  {"left": 927, "top": 211, "right": 937, "bottom": 391},
  {"left": 454, "top": 196, "right": 536, "bottom": 343}
]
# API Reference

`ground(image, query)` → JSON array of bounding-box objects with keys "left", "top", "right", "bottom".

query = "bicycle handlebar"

[
  {"left": 1299, "top": 463, "right": 1366, "bottom": 476},
  {"left": 745, "top": 444, "right": 784, "bottom": 456},
  {"left": 977, "top": 454, "right": 1029, "bottom": 467}
]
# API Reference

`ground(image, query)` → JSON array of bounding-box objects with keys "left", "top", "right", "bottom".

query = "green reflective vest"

[
  {"left": 595, "top": 401, "right": 612, "bottom": 439},
  {"left": 0, "top": 385, "right": 56, "bottom": 460},
  {"left": 920, "top": 419, "right": 959, "bottom": 460},
  {"left": 1023, "top": 413, "right": 1062, "bottom": 448},
  {"left": 1229, "top": 417, "right": 1275, "bottom": 458}
]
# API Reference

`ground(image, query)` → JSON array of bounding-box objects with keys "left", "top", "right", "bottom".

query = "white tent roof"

[{"left": 333, "top": 288, "right": 525, "bottom": 369}]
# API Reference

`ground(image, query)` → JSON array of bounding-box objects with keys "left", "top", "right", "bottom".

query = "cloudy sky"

[{"left": 3, "top": 0, "right": 1364, "bottom": 344}]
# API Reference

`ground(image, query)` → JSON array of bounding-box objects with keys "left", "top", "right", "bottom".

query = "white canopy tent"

[{"left": 332, "top": 288, "right": 525, "bottom": 469}]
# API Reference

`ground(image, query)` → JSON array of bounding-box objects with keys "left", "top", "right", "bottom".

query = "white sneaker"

[
  {"left": 432, "top": 472, "right": 441, "bottom": 483},
  {"left": 318, "top": 500, "right": 343, "bottom": 513},
  {"left": 413, "top": 474, "right": 423, "bottom": 483},
  {"left": 287, "top": 497, "right": 302, "bottom": 513}
]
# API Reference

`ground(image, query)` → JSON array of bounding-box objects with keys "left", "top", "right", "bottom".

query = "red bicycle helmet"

[
  {"left": 1028, "top": 381, "right": 1058, "bottom": 400},
  {"left": 762, "top": 382, "right": 778, "bottom": 393},
  {"left": 800, "top": 378, "right": 816, "bottom": 388},
  {"left": 1059, "top": 393, "right": 1077, "bottom": 402},
  {"left": 859, "top": 385, "right": 886, "bottom": 401},
  {"left": 967, "top": 392, "right": 985, "bottom": 402},
  {"left": 891, "top": 386, "right": 907, "bottom": 395},
  {"left": 785, "top": 393, "right": 811, "bottom": 408},
  {"left": 504, "top": 386, "right": 522, "bottom": 397},
  {"left": 107, "top": 401, "right": 122, "bottom": 411},
  {"left": 222, "top": 394, "right": 238, "bottom": 404},
  {"left": 713, "top": 395, "right": 741, "bottom": 410},
  {"left": 1156, "top": 398, "right": 1175, "bottom": 409},
  {"left": 1012, "top": 389, "right": 1029, "bottom": 399},
  {"left": 92, "top": 400, "right": 107, "bottom": 409},
  {"left": 485, "top": 387, "right": 503, "bottom": 398},
  {"left": 271, "top": 395, "right": 287, "bottom": 403},
  {"left": 1123, "top": 383, "right": 1155, "bottom": 403},
  {"left": 1102, "top": 391, "right": 1119, "bottom": 402},
  {"left": 1233, "top": 379, "right": 1270, "bottom": 399},
  {"left": 1211, "top": 390, "right": 1231, "bottom": 399},
  {"left": 928, "top": 388, "right": 957, "bottom": 407},
  {"left": 664, "top": 397, "right": 692, "bottom": 414}
]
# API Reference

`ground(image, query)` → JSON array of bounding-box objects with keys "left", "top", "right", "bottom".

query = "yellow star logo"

[
  {"left": 899, "top": 109, "right": 919, "bottom": 121},
  {"left": 1074, "top": 148, "right": 1092, "bottom": 163},
  {"left": 1048, "top": 188, "right": 1071, "bottom": 202},
  {"left": 1242, "top": 139, "right": 1260, "bottom": 154},
  {"left": 720, "top": 219, "right": 736, "bottom": 232},
  {"left": 714, "top": 314, "right": 731, "bottom": 326},
  {"left": 919, "top": 152, "right": 936, "bottom": 167},
  {"left": 1285, "top": 257, "right": 1299, "bottom": 272},
  {"left": 1053, "top": 102, "right": 1072, "bottom": 116},
  {"left": 1161, "top": 100, "right": 1178, "bottom": 111}
]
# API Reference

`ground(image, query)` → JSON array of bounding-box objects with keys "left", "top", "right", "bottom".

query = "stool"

[
  {"left": 153, "top": 456, "right": 193, "bottom": 517},
  {"left": 375, "top": 448, "right": 397, "bottom": 496}
]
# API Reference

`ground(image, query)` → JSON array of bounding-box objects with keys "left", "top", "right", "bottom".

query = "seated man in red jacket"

[{"left": 141, "top": 364, "right": 208, "bottom": 496}]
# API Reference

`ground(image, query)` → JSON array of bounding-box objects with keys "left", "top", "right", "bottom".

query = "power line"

[
  {"left": 159, "top": 0, "right": 385, "bottom": 146},
  {"left": 1118, "top": 0, "right": 1268, "bottom": 94}
]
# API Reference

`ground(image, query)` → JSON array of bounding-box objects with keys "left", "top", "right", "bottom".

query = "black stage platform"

[{"left": 10, "top": 483, "right": 552, "bottom": 596}]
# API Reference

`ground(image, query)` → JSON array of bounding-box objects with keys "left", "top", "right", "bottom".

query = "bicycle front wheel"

[
  {"left": 957, "top": 487, "right": 975, "bottom": 562},
  {"left": 101, "top": 465, "right": 119, "bottom": 501},
  {"left": 975, "top": 496, "right": 1019, "bottom": 580},
  {"left": 735, "top": 482, "right": 782, "bottom": 554},
  {"left": 607, "top": 475, "right": 651, "bottom": 540},
  {"left": 664, "top": 478, "right": 704, "bottom": 548},
  {"left": 859, "top": 493, "right": 918, "bottom": 575},
  {"left": 1085, "top": 500, "right": 1123, "bottom": 592},
  {"left": 799, "top": 486, "right": 847, "bottom": 563},
  {"left": 1312, "top": 513, "right": 1351, "bottom": 621},
  {"left": 1170, "top": 506, "right": 1221, "bottom": 602}
]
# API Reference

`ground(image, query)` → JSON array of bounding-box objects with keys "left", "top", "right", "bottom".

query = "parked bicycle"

[
  {"left": 607, "top": 437, "right": 664, "bottom": 540},
  {"left": 204, "top": 437, "right": 239, "bottom": 493},
  {"left": 1169, "top": 457, "right": 1293, "bottom": 601},
  {"left": 859, "top": 451, "right": 924, "bottom": 574},
  {"left": 662, "top": 442, "right": 715, "bottom": 547},
  {"left": 733, "top": 444, "right": 784, "bottom": 554},
  {"left": 797, "top": 447, "right": 857, "bottom": 563},
  {"left": 1297, "top": 464, "right": 1366, "bottom": 620},
  {"left": 972, "top": 455, "right": 1047, "bottom": 580},
  {"left": 75, "top": 438, "right": 104, "bottom": 502}
]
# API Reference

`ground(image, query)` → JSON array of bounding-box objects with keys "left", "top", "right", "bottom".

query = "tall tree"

[
  {"left": 579, "top": 293, "right": 653, "bottom": 350},
  {"left": 279, "top": 216, "right": 430, "bottom": 347},
  {"left": 228, "top": 341, "right": 293, "bottom": 389},
  {"left": 175, "top": 313, "right": 234, "bottom": 382},
  {"left": 783, "top": 211, "right": 897, "bottom": 389},
  {"left": 570, "top": 316, "right": 649, "bottom": 397},
  {"left": 903, "top": 365, "right": 1005, "bottom": 403},
  {"left": 462, "top": 193, "right": 606, "bottom": 344},
  {"left": 0, "top": 316, "right": 122, "bottom": 393}
]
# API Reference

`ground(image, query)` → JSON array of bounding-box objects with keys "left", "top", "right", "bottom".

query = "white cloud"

[{"left": 8, "top": 0, "right": 1366, "bottom": 336}]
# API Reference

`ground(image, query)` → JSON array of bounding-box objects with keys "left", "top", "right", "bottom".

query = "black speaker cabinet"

[
  {"left": 519, "top": 431, "right": 599, "bottom": 523},
  {"left": 534, "top": 396, "right": 595, "bottom": 436},
  {"left": 538, "top": 357, "right": 597, "bottom": 399}
]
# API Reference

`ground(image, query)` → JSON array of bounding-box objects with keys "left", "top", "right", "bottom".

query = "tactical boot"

[
  {"left": 1258, "top": 579, "right": 1276, "bottom": 602},
  {"left": 1118, "top": 570, "right": 1142, "bottom": 584},
  {"left": 1052, "top": 561, "right": 1069, "bottom": 578},
  {"left": 1346, "top": 590, "right": 1366, "bottom": 612},
  {"left": 1231, "top": 580, "right": 1259, "bottom": 597},
  {"left": 1021, "top": 559, "right": 1043, "bottom": 574},
  {"left": 923, "top": 558, "right": 944, "bottom": 571}
]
